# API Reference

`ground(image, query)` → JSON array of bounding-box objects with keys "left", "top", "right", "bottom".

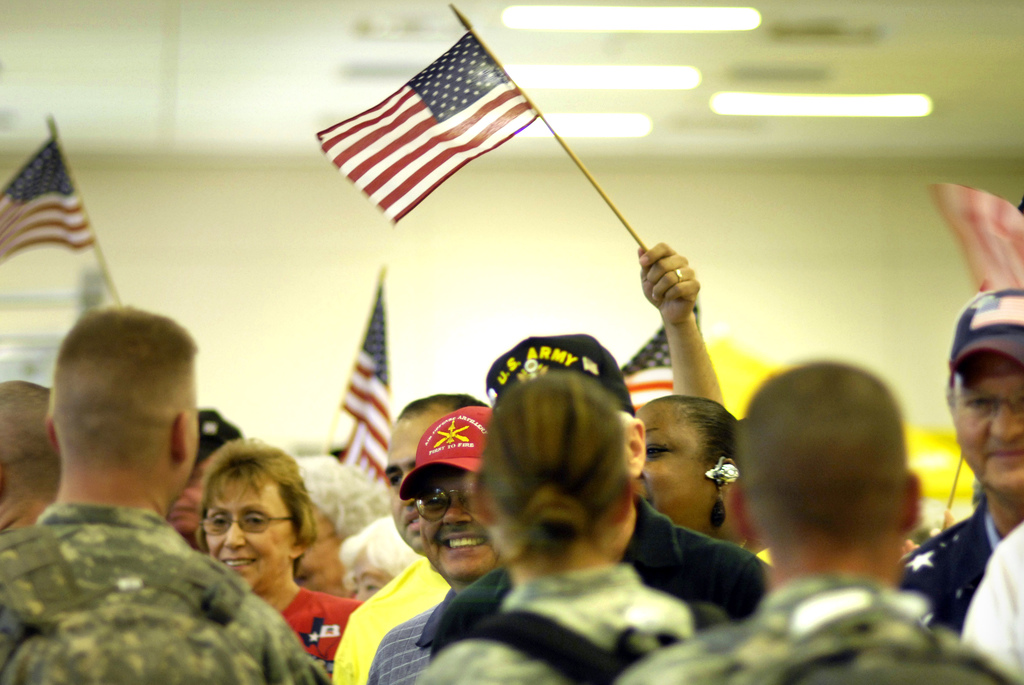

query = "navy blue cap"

[{"left": 950, "top": 289, "right": 1024, "bottom": 376}]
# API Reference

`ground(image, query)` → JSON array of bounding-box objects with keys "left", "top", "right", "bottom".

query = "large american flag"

[
  {"left": 318, "top": 33, "right": 537, "bottom": 222},
  {"left": 341, "top": 281, "right": 391, "bottom": 483},
  {"left": 0, "top": 138, "right": 93, "bottom": 263},
  {"left": 621, "top": 327, "right": 675, "bottom": 411}
]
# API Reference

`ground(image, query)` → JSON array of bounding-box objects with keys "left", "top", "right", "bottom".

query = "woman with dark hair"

[
  {"left": 637, "top": 395, "right": 741, "bottom": 541},
  {"left": 420, "top": 373, "right": 694, "bottom": 684},
  {"left": 198, "top": 439, "right": 361, "bottom": 676}
]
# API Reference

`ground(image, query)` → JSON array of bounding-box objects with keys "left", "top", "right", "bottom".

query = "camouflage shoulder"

[
  {"left": 422, "top": 639, "right": 574, "bottom": 685},
  {"left": 616, "top": 634, "right": 741, "bottom": 685},
  {"left": 230, "top": 592, "right": 330, "bottom": 685}
]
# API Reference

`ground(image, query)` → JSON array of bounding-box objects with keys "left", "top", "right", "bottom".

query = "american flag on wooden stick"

[
  {"left": 0, "top": 138, "right": 93, "bottom": 263},
  {"left": 318, "top": 32, "right": 537, "bottom": 222},
  {"left": 621, "top": 327, "right": 675, "bottom": 411},
  {"left": 340, "top": 281, "right": 391, "bottom": 483}
]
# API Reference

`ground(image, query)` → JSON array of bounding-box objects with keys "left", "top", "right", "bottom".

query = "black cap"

[
  {"left": 486, "top": 334, "right": 634, "bottom": 415},
  {"left": 197, "top": 409, "right": 243, "bottom": 464}
]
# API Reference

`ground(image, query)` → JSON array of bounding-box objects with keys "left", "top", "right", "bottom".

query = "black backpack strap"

[{"left": 469, "top": 610, "right": 664, "bottom": 685}]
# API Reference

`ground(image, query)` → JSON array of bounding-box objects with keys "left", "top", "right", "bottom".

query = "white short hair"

[
  {"left": 296, "top": 456, "right": 390, "bottom": 539},
  {"left": 340, "top": 516, "right": 420, "bottom": 579}
]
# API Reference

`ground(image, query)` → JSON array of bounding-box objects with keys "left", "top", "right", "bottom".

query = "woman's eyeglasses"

[
  {"left": 201, "top": 512, "right": 293, "bottom": 535},
  {"left": 415, "top": 488, "right": 472, "bottom": 522}
]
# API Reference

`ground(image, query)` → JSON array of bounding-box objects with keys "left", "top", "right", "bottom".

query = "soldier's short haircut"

[
  {"left": 739, "top": 362, "right": 908, "bottom": 548},
  {"left": 396, "top": 393, "right": 487, "bottom": 422},
  {"left": 0, "top": 381, "right": 59, "bottom": 502},
  {"left": 52, "top": 307, "right": 197, "bottom": 462}
]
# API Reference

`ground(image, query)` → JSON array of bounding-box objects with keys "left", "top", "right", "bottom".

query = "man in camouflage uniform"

[
  {"left": 619, "top": 362, "right": 1020, "bottom": 685},
  {"left": 0, "top": 381, "right": 59, "bottom": 531},
  {"left": 0, "top": 307, "right": 328, "bottom": 684}
]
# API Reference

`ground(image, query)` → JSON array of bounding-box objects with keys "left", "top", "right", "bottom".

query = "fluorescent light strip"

[
  {"left": 711, "top": 92, "right": 933, "bottom": 117},
  {"left": 502, "top": 5, "right": 761, "bottom": 31},
  {"left": 506, "top": 65, "right": 700, "bottom": 90},
  {"left": 519, "top": 114, "right": 653, "bottom": 137}
]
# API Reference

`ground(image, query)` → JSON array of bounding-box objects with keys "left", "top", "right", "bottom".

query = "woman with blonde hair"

[
  {"left": 421, "top": 373, "right": 694, "bottom": 684},
  {"left": 199, "top": 439, "right": 361, "bottom": 676}
]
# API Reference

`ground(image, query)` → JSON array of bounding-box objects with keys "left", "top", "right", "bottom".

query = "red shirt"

[{"left": 282, "top": 587, "right": 361, "bottom": 676}]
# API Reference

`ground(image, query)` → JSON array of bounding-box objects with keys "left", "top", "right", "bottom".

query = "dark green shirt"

[{"left": 431, "top": 498, "right": 765, "bottom": 655}]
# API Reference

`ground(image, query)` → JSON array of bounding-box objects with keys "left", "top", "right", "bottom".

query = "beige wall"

[{"left": 1, "top": 150, "right": 1021, "bottom": 450}]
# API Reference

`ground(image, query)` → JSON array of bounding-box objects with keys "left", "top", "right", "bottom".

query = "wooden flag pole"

[
  {"left": 323, "top": 267, "right": 388, "bottom": 455},
  {"left": 47, "top": 117, "right": 123, "bottom": 307},
  {"left": 946, "top": 453, "right": 965, "bottom": 513},
  {"left": 449, "top": 5, "right": 648, "bottom": 252}
]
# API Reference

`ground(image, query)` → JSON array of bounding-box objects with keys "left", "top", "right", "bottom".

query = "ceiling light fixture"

[
  {"left": 518, "top": 113, "right": 653, "bottom": 138},
  {"left": 710, "top": 92, "right": 933, "bottom": 117},
  {"left": 506, "top": 65, "right": 701, "bottom": 89},
  {"left": 502, "top": 5, "right": 761, "bottom": 31}
]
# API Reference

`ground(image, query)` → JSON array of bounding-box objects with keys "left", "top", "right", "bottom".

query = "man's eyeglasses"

[
  {"left": 955, "top": 393, "right": 1024, "bottom": 421},
  {"left": 201, "top": 512, "right": 293, "bottom": 535},
  {"left": 415, "top": 488, "right": 472, "bottom": 522}
]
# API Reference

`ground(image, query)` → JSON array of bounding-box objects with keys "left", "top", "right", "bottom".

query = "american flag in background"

[
  {"left": 318, "top": 33, "right": 538, "bottom": 222},
  {"left": 341, "top": 281, "right": 391, "bottom": 483},
  {"left": 0, "top": 138, "right": 93, "bottom": 263},
  {"left": 621, "top": 327, "right": 675, "bottom": 411}
]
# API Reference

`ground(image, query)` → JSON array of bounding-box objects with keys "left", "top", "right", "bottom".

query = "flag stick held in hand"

[{"left": 449, "top": 5, "right": 648, "bottom": 251}]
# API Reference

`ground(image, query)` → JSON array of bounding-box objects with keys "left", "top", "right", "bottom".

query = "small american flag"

[
  {"left": 621, "top": 327, "right": 675, "bottom": 411},
  {"left": 318, "top": 33, "right": 537, "bottom": 222},
  {"left": 0, "top": 138, "right": 93, "bottom": 263},
  {"left": 971, "top": 294, "right": 1024, "bottom": 330},
  {"left": 931, "top": 184, "right": 1024, "bottom": 291},
  {"left": 341, "top": 281, "right": 391, "bottom": 483}
]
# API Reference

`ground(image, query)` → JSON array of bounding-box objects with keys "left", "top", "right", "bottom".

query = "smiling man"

[
  {"left": 903, "top": 289, "right": 1024, "bottom": 632},
  {"left": 334, "top": 394, "right": 486, "bottom": 685},
  {"left": 366, "top": 406, "right": 497, "bottom": 685}
]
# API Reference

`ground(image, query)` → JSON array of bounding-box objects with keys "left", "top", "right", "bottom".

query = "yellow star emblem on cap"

[{"left": 433, "top": 420, "right": 470, "bottom": 447}]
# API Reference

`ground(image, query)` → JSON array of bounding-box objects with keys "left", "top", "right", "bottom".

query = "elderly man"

[
  {"left": 620, "top": 362, "right": 1018, "bottom": 685},
  {"left": 0, "top": 307, "right": 327, "bottom": 684},
  {"left": 431, "top": 333, "right": 765, "bottom": 655},
  {"left": 367, "top": 406, "right": 498, "bottom": 685},
  {"left": 0, "top": 381, "right": 60, "bottom": 531},
  {"left": 903, "top": 289, "right": 1024, "bottom": 632},
  {"left": 333, "top": 393, "right": 487, "bottom": 685}
]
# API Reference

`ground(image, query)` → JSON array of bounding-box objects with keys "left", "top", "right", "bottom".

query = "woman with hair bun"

[{"left": 420, "top": 373, "right": 694, "bottom": 684}]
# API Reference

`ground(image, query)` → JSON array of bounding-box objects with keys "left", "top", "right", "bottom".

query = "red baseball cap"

[{"left": 398, "top": 406, "right": 491, "bottom": 500}]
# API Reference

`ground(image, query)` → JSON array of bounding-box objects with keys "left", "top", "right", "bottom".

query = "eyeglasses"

[
  {"left": 955, "top": 393, "right": 1024, "bottom": 421},
  {"left": 415, "top": 488, "right": 473, "bottom": 522},
  {"left": 201, "top": 512, "right": 293, "bottom": 535}
]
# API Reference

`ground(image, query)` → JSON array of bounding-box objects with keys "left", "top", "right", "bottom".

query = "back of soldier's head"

[
  {"left": 740, "top": 362, "right": 908, "bottom": 549},
  {"left": 52, "top": 307, "right": 197, "bottom": 464},
  {"left": 0, "top": 381, "right": 59, "bottom": 507}
]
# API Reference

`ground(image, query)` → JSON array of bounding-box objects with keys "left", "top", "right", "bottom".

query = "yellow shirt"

[{"left": 332, "top": 556, "right": 449, "bottom": 684}]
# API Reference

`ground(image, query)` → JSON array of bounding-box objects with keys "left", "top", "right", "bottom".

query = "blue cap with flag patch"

[{"left": 950, "top": 289, "right": 1024, "bottom": 376}]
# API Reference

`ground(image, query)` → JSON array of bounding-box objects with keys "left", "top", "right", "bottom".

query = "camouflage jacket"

[
  {"left": 617, "top": 575, "right": 1023, "bottom": 685},
  {"left": 419, "top": 564, "right": 694, "bottom": 685},
  {"left": 2, "top": 503, "right": 329, "bottom": 685}
]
